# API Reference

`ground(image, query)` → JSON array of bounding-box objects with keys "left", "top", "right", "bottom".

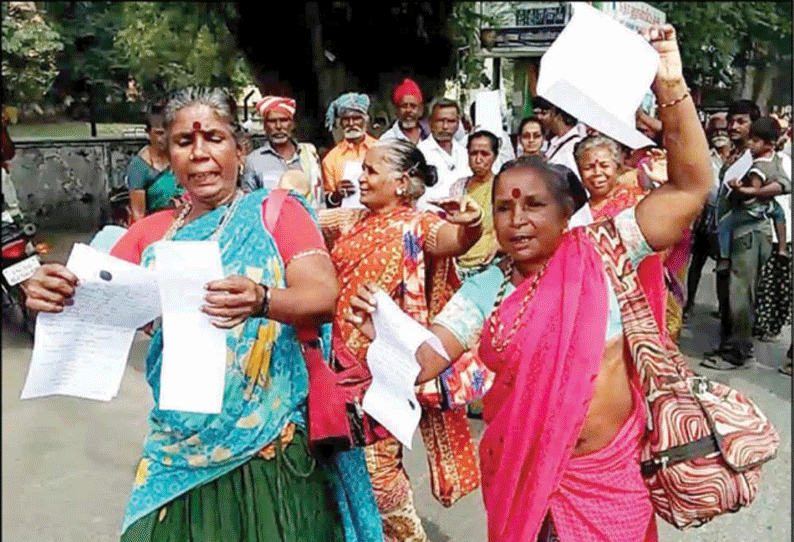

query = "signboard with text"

[
  {"left": 479, "top": 2, "right": 665, "bottom": 56},
  {"left": 595, "top": 2, "right": 666, "bottom": 32},
  {"left": 480, "top": 3, "right": 572, "bottom": 54}
]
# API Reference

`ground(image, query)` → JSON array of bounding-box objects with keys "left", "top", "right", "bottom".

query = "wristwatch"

[{"left": 258, "top": 284, "right": 271, "bottom": 318}]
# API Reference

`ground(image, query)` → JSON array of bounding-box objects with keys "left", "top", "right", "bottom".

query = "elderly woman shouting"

[
  {"left": 320, "top": 137, "right": 483, "bottom": 542},
  {"left": 347, "top": 25, "right": 713, "bottom": 542},
  {"left": 573, "top": 134, "right": 669, "bottom": 337},
  {"left": 21, "top": 87, "right": 379, "bottom": 542}
]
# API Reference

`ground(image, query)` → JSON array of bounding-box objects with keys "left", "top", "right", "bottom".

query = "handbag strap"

[
  {"left": 584, "top": 220, "right": 692, "bottom": 404},
  {"left": 263, "top": 188, "right": 319, "bottom": 343}
]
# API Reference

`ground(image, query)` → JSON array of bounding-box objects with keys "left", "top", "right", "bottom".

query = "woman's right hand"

[
  {"left": 343, "top": 282, "right": 380, "bottom": 340},
  {"left": 21, "top": 264, "right": 79, "bottom": 313},
  {"left": 640, "top": 24, "right": 683, "bottom": 90}
]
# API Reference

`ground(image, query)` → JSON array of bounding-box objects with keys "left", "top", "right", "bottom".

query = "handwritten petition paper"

[{"left": 21, "top": 244, "right": 161, "bottom": 401}]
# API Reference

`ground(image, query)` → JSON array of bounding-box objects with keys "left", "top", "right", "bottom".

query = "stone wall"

[{"left": 6, "top": 135, "right": 266, "bottom": 232}]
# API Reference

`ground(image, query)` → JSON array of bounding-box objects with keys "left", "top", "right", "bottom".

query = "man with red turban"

[
  {"left": 379, "top": 78, "right": 429, "bottom": 145},
  {"left": 242, "top": 95, "right": 323, "bottom": 207}
]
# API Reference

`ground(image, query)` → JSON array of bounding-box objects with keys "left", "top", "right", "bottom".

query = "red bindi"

[
  {"left": 511, "top": 188, "right": 521, "bottom": 199},
  {"left": 192, "top": 121, "right": 202, "bottom": 131}
]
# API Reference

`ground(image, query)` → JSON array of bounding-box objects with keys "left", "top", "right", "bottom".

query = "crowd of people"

[{"left": 16, "top": 22, "right": 791, "bottom": 542}]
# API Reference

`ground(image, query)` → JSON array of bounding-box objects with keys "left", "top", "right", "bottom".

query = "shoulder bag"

[{"left": 586, "top": 219, "right": 780, "bottom": 529}]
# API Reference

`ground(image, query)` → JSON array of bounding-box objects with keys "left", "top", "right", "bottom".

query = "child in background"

[{"left": 720, "top": 117, "right": 790, "bottom": 259}]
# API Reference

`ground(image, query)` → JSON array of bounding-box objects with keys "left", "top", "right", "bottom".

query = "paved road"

[{"left": 2, "top": 231, "right": 790, "bottom": 541}]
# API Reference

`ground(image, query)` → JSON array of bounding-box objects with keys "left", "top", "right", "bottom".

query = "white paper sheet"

[
  {"left": 21, "top": 243, "right": 161, "bottom": 401},
  {"left": 155, "top": 241, "right": 227, "bottom": 414},
  {"left": 341, "top": 160, "right": 365, "bottom": 209},
  {"left": 536, "top": 3, "right": 659, "bottom": 149},
  {"left": 362, "top": 291, "right": 449, "bottom": 449},
  {"left": 721, "top": 149, "right": 753, "bottom": 188},
  {"left": 473, "top": 90, "right": 505, "bottom": 138}
]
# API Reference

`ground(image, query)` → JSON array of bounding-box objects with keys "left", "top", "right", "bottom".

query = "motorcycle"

[{"left": 2, "top": 216, "right": 49, "bottom": 337}]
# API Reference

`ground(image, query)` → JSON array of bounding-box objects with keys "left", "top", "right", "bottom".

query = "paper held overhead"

[{"left": 536, "top": 2, "right": 660, "bottom": 149}]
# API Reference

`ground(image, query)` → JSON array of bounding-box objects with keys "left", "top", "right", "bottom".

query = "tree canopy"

[
  {"left": 651, "top": 2, "right": 792, "bottom": 98},
  {"left": 3, "top": 2, "right": 790, "bottom": 121}
]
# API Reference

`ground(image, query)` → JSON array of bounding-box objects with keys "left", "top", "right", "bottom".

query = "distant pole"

[
  {"left": 244, "top": 89, "right": 256, "bottom": 122},
  {"left": 88, "top": 82, "right": 97, "bottom": 137}
]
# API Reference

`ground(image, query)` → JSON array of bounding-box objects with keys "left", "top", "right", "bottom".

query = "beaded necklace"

[
  {"left": 487, "top": 256, "right": 550, "bottom": 353},
  {"left": 162, "top": 189, "right": 244, "bottom": 242}
]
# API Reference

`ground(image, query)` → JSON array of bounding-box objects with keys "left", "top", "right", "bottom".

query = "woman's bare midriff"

[{"left": 571, "top": 335, "right": 635, "bottom": 457}]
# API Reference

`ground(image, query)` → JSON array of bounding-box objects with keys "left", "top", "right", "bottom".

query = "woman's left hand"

[
  {"left": 203, "top": 275, "right": 265, "bottom": 329},
  {"left": 429, "top": 197, "right": 482, "bottom": 227},
  {"left": 640, "top": 148, "right": 668, "bottom": 185}
]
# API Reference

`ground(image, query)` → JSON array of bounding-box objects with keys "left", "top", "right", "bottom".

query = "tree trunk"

[
  {"left": 740, "top": 65, "right": 756, "bottom": 101},
  {"left": 305, "top": 2, "right": 332, "bottom": 142},
  {"left": 754, "top": 63, "right": 778, "bottom": 115}
]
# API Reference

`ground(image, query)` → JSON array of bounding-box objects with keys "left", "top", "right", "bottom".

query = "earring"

[
  {"left": 396, "top": 188, "right": 405, "bottom": 196},
  {"left": 238, "top": 164, "right": 244, "bottom": 176}
]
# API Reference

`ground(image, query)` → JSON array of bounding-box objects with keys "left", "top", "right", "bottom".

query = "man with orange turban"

[
  {"left": 242, "top": 95, "right": 323, "bottom": 207},
  {"left": 379, "top": 78, "right": 429, "bottom": 145}
]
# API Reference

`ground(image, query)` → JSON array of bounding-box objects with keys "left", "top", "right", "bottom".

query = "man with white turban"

[
  {"left": 321, "top": 92, "right": 377, "bottom": 208},
  {"left": 242, "top": 96, "right": 323, "bottom": 207}
]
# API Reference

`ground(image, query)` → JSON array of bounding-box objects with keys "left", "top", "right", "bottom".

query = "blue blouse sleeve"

[
  {"left": 614, "top": 206, "right": 655, "bottom": 268},
  {"left": 431, "top": 264, "right": 504, "bottom": 351}
]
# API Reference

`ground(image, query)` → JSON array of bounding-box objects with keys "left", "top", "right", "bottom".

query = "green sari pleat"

[{"left": 121, "top": 431, "right": 344, "bottom": 542}]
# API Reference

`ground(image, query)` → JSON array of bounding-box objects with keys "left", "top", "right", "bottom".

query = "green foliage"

[
  {"left": 4, "top": 2, "right": 255, "bottom": 109},
  {"left": 651, "top": 2, "right": 792, "bottom": 88},
  {"left": 112, "top": 2, "right": 251, "bottom": 99},
  {"left": 449, "top": 3, "right": 498, "bottom": 92},
  {"left": 1, "top": 3, "right": 65, "bottom": 105}
]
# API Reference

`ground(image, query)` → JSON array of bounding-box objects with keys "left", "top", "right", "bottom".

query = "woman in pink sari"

[{"left": 346, "top": 25, "right": 713, "bottom": 542}]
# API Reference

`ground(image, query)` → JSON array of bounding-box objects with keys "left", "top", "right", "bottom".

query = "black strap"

[{"left": 545, "top": 132, "right": 580, "bottom": 161}]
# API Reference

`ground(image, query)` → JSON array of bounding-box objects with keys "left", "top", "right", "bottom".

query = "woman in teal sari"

[
  {"left": 125, "top": 103, "right": 185, "bottom": 223},
  {"left": 23, "top": 87, "right": 382, "bottom": 542}
]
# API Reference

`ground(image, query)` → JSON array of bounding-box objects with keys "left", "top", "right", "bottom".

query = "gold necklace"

[{"left": 487, "top": 258, "right": 550, "bottom": 353}]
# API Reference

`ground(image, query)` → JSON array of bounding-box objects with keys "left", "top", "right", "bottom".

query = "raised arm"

[{"left": 634, "top": 25, "right": 712, "bottom": 252}]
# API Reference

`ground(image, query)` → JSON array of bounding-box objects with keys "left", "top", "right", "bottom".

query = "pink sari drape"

[
  {"left": 477, "top": 228, "right": 655, "bottom": 542},
  {"left": 477, "top": 230, "right": 608, "bottom": 542}
]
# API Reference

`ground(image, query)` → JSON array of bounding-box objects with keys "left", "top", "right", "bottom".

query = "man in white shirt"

[
  {"left": 417, "top": 98, "right": 471, "bottom": 210},
  {"left": 379, "top": 78, "right": 430, "bottom": 145},
  {"left": 543, "top": 103, "right": 584, "bottom": 184}
]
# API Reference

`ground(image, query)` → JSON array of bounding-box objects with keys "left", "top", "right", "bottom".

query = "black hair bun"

[{"left": 423, "top": 163, "right": 438, "bottom": 187}]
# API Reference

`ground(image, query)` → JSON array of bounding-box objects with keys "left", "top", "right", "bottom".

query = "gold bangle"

[{"left": 658, "top": 89, "right": 690, "bottom": 109}]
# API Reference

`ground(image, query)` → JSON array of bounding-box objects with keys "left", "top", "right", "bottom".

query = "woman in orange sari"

[
  {"left": 574, "top": 135, "right": 668, "bottom": 335},
  {"left": 319, "top": 138, "right": 483, "bottom": 542}
]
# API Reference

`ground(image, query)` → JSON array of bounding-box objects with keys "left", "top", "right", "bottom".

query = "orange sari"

[{"left": 322, "top": 206, "right": 476, "bottom": 542}]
